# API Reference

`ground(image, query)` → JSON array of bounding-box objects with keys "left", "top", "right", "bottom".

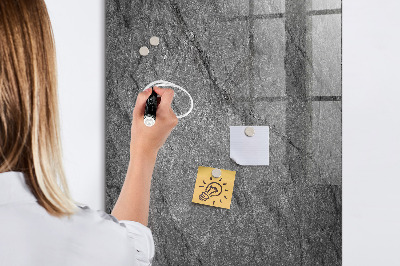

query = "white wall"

[
  {"left": 45, "top": 1, "right": 105, "bottom": 211},
  {"left": 343, "top": 0, "right": 400, "bottom": 265}
]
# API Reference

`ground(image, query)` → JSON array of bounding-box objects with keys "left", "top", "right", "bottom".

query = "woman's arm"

[
  {"left": 111, "top": 87, "right": 178, "bottom": 226},
  {"left": 111, "top": 147, "right": 157, "bottom": 226}
]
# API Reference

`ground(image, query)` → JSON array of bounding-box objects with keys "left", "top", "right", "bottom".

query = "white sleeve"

[
  {"left": 119, "top": 220, "right": 155, "bottom": 265},
  {"left": 77, "top": 205, "right": 155, "bottom": 265}
]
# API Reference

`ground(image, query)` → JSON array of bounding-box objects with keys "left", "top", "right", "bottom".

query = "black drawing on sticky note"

[{"left": 199, "top": 182, "right": 222, "bottom": 201}]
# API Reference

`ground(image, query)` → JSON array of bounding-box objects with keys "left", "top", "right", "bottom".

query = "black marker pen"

[{"left": 144, "top": 87, "right": 158, "bottom": 127}]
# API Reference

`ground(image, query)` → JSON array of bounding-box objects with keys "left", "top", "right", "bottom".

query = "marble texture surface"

[{"left": 106, "top": 0, "right": 342, "bottom": 265}]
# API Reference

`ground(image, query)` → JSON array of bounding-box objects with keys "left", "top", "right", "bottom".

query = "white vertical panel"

[
  {"left": 344, "top": 0, "right": 400, "bottom": 265},
  {"left": 45, "top": 0, "right": 105, "bottom": 210}
]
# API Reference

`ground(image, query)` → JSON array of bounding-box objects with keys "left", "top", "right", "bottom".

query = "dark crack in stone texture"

[{"left": 106, "top": 0, "right": 342, "bottom": 265}]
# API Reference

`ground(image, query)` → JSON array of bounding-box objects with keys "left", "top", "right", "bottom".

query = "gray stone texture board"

[{"left": 106, "top": 0, "right": 342, "bottom": 265}]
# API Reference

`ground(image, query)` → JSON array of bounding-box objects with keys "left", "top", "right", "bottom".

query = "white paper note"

[{"left": 230, "top": 126, "right": 269, "bottom": 166}]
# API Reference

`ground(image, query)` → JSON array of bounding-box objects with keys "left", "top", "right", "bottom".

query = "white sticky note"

[{"left": 230, "top": 126, "right": 269, "bottom": 166}]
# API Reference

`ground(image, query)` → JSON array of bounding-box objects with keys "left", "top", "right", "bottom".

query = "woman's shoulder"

[{"left": 73, "top": 203, "right": 121, "bottom": 225}]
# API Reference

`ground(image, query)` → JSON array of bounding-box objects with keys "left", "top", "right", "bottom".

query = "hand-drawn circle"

[{"left": 142, "top": 80, "right": 193, "bottom": 119}]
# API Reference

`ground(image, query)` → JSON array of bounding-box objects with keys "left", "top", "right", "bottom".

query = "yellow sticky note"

[{"left": 192, "top": 166, "right": 236, "bottom": 209}]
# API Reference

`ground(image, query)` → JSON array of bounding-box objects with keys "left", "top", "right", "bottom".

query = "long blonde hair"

[{"left": 0, "top": 0, "right": 77, "bottom": 216}]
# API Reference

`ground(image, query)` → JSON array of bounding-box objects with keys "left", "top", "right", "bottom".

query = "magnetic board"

[{"left": 106, "top": 0, "right": 342, "bottom": 264}]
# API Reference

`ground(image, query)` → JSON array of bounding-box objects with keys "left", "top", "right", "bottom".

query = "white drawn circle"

[{"left": 142, "top": 80, "right": 193, "bottom": 119}]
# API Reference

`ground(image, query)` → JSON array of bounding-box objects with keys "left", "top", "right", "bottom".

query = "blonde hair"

[{"left": 0, "top": 0, "right": 77, "bottom": 216}]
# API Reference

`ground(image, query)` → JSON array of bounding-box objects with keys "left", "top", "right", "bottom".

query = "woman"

[{"left": 0, "top": 0, "right": 178, "bottom": 265}]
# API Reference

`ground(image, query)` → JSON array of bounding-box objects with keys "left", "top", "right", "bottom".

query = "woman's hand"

[
  {"left": 130, "top": 86, "right": 178, "bottom": 157},
  {"left": 113, "top": 86, "right": 177, "bottom": 225}
]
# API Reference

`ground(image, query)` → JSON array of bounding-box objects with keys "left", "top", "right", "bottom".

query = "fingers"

[
  {"left": 152, "top": 86, "right": 166, "bottom": 95},
  {"left": 153, "top": 86, "right": 174, "bottom": 109},
  {"left": 132, "top": 87, "right": 176, "bottom": 124},
  {"left": 132, "top": 88, "right": 152, "bottom": 118}
]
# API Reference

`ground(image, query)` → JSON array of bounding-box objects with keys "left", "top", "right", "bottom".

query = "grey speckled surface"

[{"left": 106, "top": 0, "right": 342, "bottom": 265}]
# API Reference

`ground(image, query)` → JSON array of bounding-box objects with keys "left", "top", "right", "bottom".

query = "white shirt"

[{"left": 0, "top": 171, "right": 155, "bottom": 266}]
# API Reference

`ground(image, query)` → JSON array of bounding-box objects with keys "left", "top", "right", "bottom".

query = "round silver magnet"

[
  {"left": 149, "top": 36, "right": 160, "bottom": 46},
  {"left": 139, "top": 46, "right": 149, "bottom": 56},
  {"left": 211, "top": 168, "right": 222, "bottom": 178},
  {"left": 244, "top": 126, "right": 255, "bottom": 137}
]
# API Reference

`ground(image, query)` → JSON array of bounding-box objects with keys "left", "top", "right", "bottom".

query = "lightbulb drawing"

[
  {"left": 192, "top": 166, "right": 236, "bottom": 209},
  {"left": 199, "top": 182, "right": 222, "bottom": 201},
  {"left": 197, "top": 174, "right": 229, "bottom": 206}
]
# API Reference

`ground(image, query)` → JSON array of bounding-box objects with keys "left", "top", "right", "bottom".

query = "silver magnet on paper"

[
  {"left": 139, "top": 46, "right": 149, "bottom": 56},
  {"left": 150, "top": 36, "right": 160, "bottom": 46},
  {"left": 211, "top": 168, "right": 222, "bottom": 178},
  {"left": 244, "top": 126, "right": 255, "bottom": 137}
]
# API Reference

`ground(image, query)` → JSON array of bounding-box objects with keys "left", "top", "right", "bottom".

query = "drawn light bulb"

[{"left": 199, "top": 182, "right": 222, "bottom": 201}]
